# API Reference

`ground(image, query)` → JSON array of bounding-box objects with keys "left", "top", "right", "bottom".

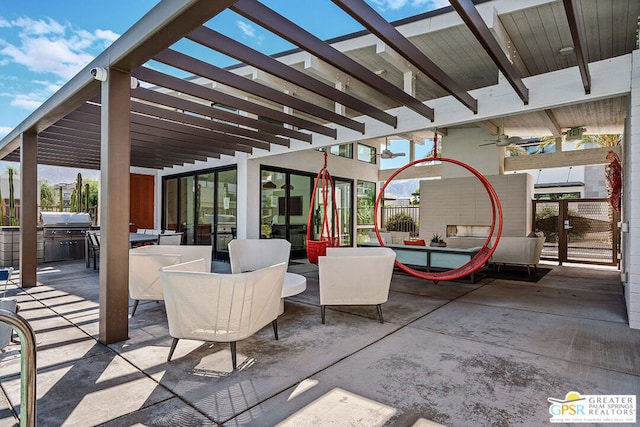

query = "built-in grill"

[{"left": 41, "top": 212, "right": 92, "bottom": 262}]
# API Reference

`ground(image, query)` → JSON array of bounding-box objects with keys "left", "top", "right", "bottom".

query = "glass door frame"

[
  {"left": 260, "top": 165, "right": 353, "bottom": 259},
  {"left": 161, "top": 166, "right": 237, "bottom": 260}
]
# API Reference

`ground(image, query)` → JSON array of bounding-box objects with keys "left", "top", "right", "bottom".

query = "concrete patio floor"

[{"left": 0, "top": 258, "right": 638, "bottom": 426}]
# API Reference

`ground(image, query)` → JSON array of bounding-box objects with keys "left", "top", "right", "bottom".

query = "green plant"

[
  {"left": 385, "top": 212, "right": 415, "bottom": 234},
  {"left": 8, "top": 167, "right": 17, "bottom": 226},
  {"left": 76, "top": 173, "right": 83, "bottom": 212},
  {"left": 431, "top": 233, "right": 444, "bottom": 243}
]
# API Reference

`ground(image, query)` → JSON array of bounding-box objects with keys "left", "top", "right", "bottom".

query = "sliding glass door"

[
  {"left": 262, "top": 167, "right": 352, "bottom": 258},
  {"left": 163, "top": 167, "right": 236, "bottom": 260}
]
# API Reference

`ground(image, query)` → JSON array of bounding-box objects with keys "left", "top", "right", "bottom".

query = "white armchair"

[
  {"left": 228, "top": 239, "right": 291, "bottom": 273},
  {"left": 159, "top": 259, "right": 287, "bottom": 369},
  {"left": 128, "top": 245, "right": 212, "bottom": 316},
  {"left": 490, "top": 234, "right": 546, "bottom": 274},
  {"left": 129, "top": 253, "right": 182, "bottom": 316},
  {"left": 318, "top": 247, "right": 396, "bottom": 324}
]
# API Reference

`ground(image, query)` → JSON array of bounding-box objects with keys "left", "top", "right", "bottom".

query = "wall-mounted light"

[
  {"left": 90, "top": 67, "right": 108, "bottom": 81},
  {"left": 130, "top": 77, "right": 140, "bottom": 89},
  {"left": 559, "top": 46, "right": 574, "bottom": 56}
]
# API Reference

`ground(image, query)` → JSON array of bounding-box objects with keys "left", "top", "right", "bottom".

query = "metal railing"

[{"left": 0, "top": 309, "right": 36, "bottom": 427}]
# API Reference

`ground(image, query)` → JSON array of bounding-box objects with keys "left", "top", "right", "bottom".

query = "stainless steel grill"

[{"left": 41, "top": 212, "right": 92, "bottom": 262}]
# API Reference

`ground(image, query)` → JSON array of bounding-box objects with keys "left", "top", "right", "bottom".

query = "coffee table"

[{"left": 280, "top": 272, "right": 307, "bottom": 314}]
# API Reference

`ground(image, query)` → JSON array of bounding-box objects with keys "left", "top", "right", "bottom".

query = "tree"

[
  {"left": 40, "top": 180, "right": 57, "bottom": 208},
  {"left": 410, "top": 189, "right": 420, "bottom": 205},
  {"left": 575, "top": 134, "right": 621, "bottom": 148},
  {"left": 85, "top": 179, "right": 99, "bottom": 207}
]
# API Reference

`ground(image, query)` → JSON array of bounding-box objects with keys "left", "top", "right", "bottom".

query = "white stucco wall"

[
  {"left": 625, "top": 50, "right": 640, "bottom": 329},
  {"left": 419, "top": 173, "right": 534, "bottom": 248},
  {"left": 441, "top": 128, "right": 503, "bottom": 177}
]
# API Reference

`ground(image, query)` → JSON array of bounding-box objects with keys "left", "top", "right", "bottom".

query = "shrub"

[{"left": 385, "top": 212, "right": 416, "bottom": 234}]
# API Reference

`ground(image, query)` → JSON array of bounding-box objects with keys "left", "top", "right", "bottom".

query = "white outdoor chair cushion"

[
  {"left": 228, "top": 239, "right": 291, "bottom": 273},
  {"left": 158, "top": 233, "right": 182, "bottom": 245},
  {"left": 490, "top": 235, "right": 545, "bottom": 273},
  {"left": 318, "top": 247, "right": 396, "bottom": 323},
  {"left": 159, "top": 260, "right": 287, "bottom": 368},
  {"left": 131, "top": 244, "right": 212, "bottom": 269}
]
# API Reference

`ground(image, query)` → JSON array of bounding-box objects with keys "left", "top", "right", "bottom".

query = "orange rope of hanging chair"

[{"left": 306, "top": 151, "right": 340, "bottom": 264}]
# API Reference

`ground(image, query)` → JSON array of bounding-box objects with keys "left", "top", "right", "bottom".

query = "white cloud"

[
  {"left": 11, "top": 17, "right": 65, "bottom": 36},
  {"left": 0, "top": 16, "right": 121, "bottom": 80},
  {"left": 236, "top": 20, "right": 256, "bottom": 38},
  {"left": 369, "top": 0, "right": 449, "bottom": 12},
  {"left": 0, "top": 127, "right": 12, "bottom": 139},
  {"left": 0, "top": 18, "right": 10, "bottom": 28},
  {"left": 10, "top": 93, "right": 43, "bottom": 110},
  {"left": 95, "top": 29, "right": 119, "bottom": 44}
]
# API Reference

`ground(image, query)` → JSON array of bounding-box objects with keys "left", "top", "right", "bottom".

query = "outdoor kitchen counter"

[{"left": 0, "top": 227, "right": 45, "bottom": 268}]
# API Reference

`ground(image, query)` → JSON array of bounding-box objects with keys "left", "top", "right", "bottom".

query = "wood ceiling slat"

[
  {"left": 562, "top": 0, "right": 591, "bottom": 94},
  {"left": 186, "top": 25, "right": 397, "bottom": 128},
  {"left": 132, "top": 67, "right": 337, "bottom": 139},
  {"left": 230, "top": 0, "right": 435, "bottom": 121},
  {"left": 332, "top": 0, "right": 478, "bottom": 113},
  {"left": 130, "top": 100, "right": 289, "bottom": 147},
  {"left": 39, "top": 134, "right": 214, "bottom": 166},
  {"left": 131, "top": 142, "right": 216, "bottom": 160},
  {"left": 130, "top": 124, "right": 240, "bottom": 157},
  {"left": 52, "top": 118, "right": 101, "bottom": 135},
  {"left": 154, "top": 48, "right": 366, "bottom": 134},
  {"left": 131, "top": 112, "right": 267, "bottom": 152},
  {"left": 132, "top": 87, "right": 312, "bottom": 143},
  {"left": 42, "top": 126, "right": 100, "bottom": 142},
  {"left": 449, "top": 0, "right": 529, "bottom": 105},
  {"left": 130, "top": 134, "right": 229, "bottom": 160},
  {"left": 73, "top": 97, "right": 274, "bottom": 152}
]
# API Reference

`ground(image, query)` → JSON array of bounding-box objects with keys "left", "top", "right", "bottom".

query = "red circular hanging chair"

[
  {"left": 306, "top": 151, "right": 340, "bottom": 264},
  {"left": 373, "top": 133, "right": 502, "bottom": 284}
]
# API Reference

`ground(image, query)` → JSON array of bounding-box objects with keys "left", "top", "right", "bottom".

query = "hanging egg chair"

[{"left": 306, "top": 151, "right": 340, "bottom": 264}]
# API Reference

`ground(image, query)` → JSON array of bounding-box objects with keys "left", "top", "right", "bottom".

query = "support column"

[
  {"left": 19, "top": 131, "right": 38, "bottom": 288},
  {"left": 99, "top": 68, "right": 131, "bottom": 344}
]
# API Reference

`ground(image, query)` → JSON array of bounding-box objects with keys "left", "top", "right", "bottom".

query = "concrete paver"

[{"left": 0, "top": 260, "right": 636, "bottom": 426}]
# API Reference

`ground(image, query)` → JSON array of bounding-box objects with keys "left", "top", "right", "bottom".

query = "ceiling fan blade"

[
  {"left": 479, "top": 142, "right": 497, "bottom": 146},
  {"left": 391, "top": 152, "right": 406, "bottom": 158}
]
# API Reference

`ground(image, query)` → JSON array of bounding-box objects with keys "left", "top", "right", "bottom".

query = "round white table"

[{"left": 280, "top": 272, "right": 307, "bottom": 314}]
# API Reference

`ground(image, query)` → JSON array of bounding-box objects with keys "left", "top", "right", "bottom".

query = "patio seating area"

[{"left": 0, "top": 258, "right": 638, "bottom": 426}]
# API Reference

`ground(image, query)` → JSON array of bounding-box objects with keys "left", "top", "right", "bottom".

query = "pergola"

[{"left": 0, "top": 0, "right": 637, "bottom": 342}]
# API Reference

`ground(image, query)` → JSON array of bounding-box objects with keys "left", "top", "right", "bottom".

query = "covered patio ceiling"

[{"left": 0, "top": 0, "right": 636, "bottom": 170}]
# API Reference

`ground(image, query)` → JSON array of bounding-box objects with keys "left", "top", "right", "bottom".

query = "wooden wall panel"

[{"left": 130, "top": 173, "right": 154, "bottom": 232}]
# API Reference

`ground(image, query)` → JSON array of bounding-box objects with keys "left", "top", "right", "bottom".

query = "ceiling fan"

[
  {"left": 480, "top": 135, "right": 542, "bottom": 147},
  {"left": 479, "top": 118, "right": 540, "bottom": 147},
  {"left": 379, "top": 138, "right": 406, "bottom": 159}
]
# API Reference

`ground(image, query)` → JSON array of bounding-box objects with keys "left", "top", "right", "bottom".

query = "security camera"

[{"left": 90, "top": 67, "right": 108, "bottom": 82}]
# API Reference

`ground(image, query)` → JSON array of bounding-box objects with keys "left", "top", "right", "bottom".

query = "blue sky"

[{"left": 0, "top": 0, "right": 448, "bottom": 181}]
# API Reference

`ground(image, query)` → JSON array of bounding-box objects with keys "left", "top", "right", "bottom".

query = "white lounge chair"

[
  {"left": 159, "top": 259, "right": 287, "bottom": 369},
  {"left": 318, "top": 247, "right": 396, "bottom": 324},
  {"left": 128, "top": 245, "right": 212, "bottom": 316},
  {"left": 228, "top": 238, "right": 291, "bottom": 273}
]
